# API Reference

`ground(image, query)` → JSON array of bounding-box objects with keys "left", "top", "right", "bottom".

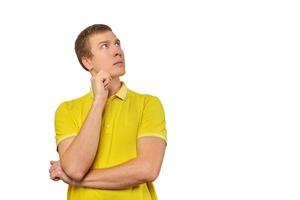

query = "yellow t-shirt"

[{"left": 54, "top": 81, "right": 167, "bottom": 200}]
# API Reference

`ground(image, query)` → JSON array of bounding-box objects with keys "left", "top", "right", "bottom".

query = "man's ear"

[{"left": 82, "top": 57, "right": 93, "bottom": 71}]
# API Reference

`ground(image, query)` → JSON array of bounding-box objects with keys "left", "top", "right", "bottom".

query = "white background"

[{"left": 0, "top": 0, "right": 299, "bottom": 199}]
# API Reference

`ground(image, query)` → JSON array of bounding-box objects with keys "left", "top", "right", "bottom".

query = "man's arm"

[
  {"left": 57, "top": 71, "right": 112, "bottom": 181},
  {"left": 72, "top": 137, "right": 166, "bottom": 189},
  {"left": 58, "top": 100, "right": 106, "bottom": 181}
]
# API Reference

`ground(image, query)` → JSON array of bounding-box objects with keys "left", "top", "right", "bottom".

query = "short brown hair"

[{"left": 75, "top": 24, "right": 112, "bottom": 71}]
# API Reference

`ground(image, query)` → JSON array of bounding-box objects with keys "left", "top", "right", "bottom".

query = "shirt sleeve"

[
  {"left": 54, "top": 102, "right": 79, "bottom": 146},
  {"left": 137, "top": 95, "right": 167, "bottom": 144}
]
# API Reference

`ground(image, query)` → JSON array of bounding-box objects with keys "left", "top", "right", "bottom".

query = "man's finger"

[
  {"left": 97, "top": 70, "right": 111, "bottom": 79},
  {"left": 50, "top": 169, "right": 61, "bottom": 180},
  {"left": 50, "top": 160, "right": 59, "bottom": 165},
  {"left": 50, "top": 171, "right": 56, "bottom": 180},
  {"left": 49, "top": 165, "right": 56, "bottom": 173},
  {"left": 103, "top": 79, "right": 111, "bottom": 87}
]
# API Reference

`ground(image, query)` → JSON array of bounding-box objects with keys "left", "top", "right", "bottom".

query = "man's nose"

[{"left": 112, "top": 46, "right": 122, "bottom": 57}]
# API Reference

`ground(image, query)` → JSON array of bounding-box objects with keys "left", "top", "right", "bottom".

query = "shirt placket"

[{"left": 104, "top": 98, "right": 114, "bottom": 135}]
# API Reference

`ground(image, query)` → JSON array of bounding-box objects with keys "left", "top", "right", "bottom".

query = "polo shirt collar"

[{"left": 89, "top": 81, "right": 127, "bottom": 100}]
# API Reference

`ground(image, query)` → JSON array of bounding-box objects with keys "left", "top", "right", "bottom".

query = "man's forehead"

[{"left": 89, "top": 31, "right": 118, "bottom": 43}]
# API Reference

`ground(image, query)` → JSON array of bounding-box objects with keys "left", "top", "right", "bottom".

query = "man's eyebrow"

[
  {"left": 97, "top": 40, "right": 109, "bottom": 46},
  {"left": 97, "top": 39, "right": 120, "bottom": 46}
]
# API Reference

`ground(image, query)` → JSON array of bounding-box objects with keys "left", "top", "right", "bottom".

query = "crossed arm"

[{"left": 49, "top": 136, "right": 166, "bottom": 190}]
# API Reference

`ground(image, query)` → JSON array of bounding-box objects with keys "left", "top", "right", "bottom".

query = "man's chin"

[{"left": 111, "top": 70, "right": 126, "bottom": 78}]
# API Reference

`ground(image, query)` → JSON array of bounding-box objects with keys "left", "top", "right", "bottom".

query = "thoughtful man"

[{"left": 49, "top": 24, "right": 167, "bottom": 200}]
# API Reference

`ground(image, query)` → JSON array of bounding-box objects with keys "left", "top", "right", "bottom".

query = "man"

[{"left": 49, "top": 24, "right": 167, "bottom": 200}]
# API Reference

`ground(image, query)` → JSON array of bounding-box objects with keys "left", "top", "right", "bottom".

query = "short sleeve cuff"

[
  {"left": 56, "top": 133, "right": 77, "bottom": 146},
  {"left": 137, "top": 132, "right": 168, "bottom": 145}
]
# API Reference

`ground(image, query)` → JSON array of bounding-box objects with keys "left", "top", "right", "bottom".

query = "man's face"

[{"left": 84, "top": 31, "right": 125, "bottom": 78}]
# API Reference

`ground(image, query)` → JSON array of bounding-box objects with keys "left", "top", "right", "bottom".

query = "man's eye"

[
  {"left": 101, "top": 44, "right": 108, "bottom": 49},
  {"left": 116, "top": 41, "right": 121, "bottom": 46}
]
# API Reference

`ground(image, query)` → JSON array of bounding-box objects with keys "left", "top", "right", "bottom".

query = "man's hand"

[
  {"left": 90, "top": 70, "right": 112, "bottom": 102},
  {"left": 49, "top": 160, "right": 74, "bottom": 185}
]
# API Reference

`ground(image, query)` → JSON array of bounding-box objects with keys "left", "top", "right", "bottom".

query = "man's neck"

[{"left": 108, "top": 78, "right": 121, "bottom": 97}]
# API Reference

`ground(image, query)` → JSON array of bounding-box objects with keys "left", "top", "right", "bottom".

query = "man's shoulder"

[
  {"left": 127, "top": 88, "right": 161, "bottom": 104},
  {"left": 55, "top": 92, "right": 90, "bottom": 113}
]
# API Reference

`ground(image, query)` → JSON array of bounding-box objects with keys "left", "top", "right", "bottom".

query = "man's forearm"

[
  {"left": 61, "top": 100, "right": 106, "bottom": 180},
  {"left": 72, "top": 157, "right": 155, "bottom": 190}
]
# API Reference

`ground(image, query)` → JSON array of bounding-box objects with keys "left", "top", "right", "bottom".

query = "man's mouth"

[{"left": 113, "top": 61, "right": 124, "bottom": 65}]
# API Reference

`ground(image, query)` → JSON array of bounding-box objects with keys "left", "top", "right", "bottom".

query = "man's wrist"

[{"left": 92, "top": 99, "right": 106, "bottom": 109}]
